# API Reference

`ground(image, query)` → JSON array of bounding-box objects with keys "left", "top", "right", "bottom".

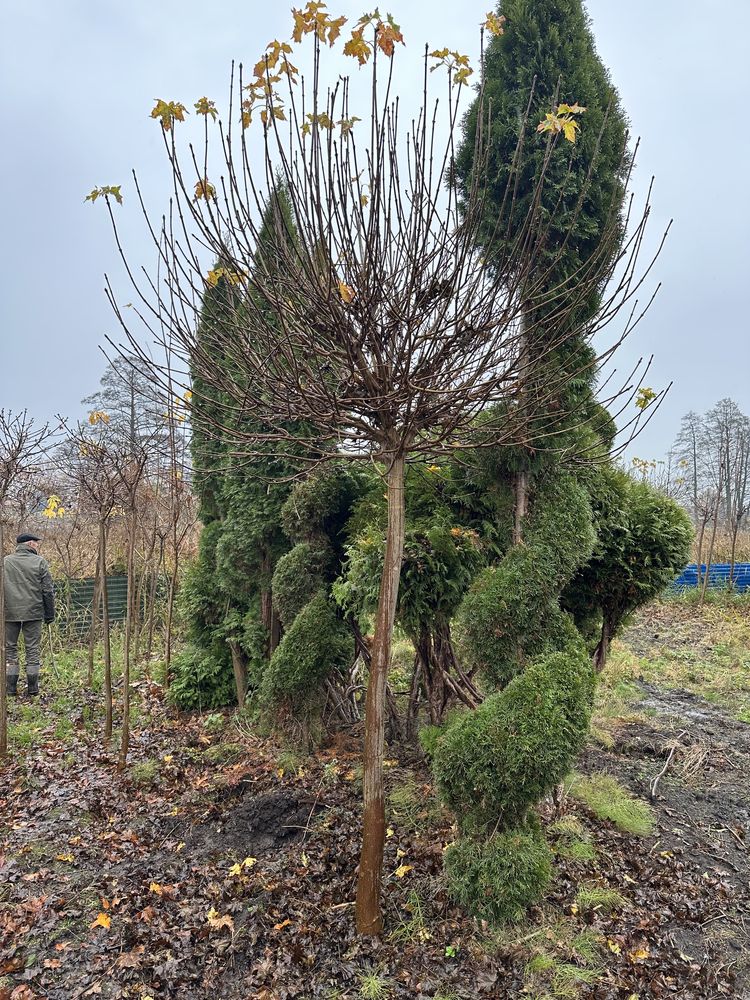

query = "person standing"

[{"left": 3, "top": 533, "right": 55, "bottom": 697}]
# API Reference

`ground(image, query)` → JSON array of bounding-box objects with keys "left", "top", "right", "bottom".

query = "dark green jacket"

[{"left": 3, "top": 545, "right": 55, "bottom": 622}]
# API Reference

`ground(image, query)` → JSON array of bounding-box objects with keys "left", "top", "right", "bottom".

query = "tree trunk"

[
  {"left": 119, "top": 516, "right": 136, "bottom": 768},
  {"left": 593, "top": 617, "right": 612, "bottom": 672},
  {"left": 695, "top": 515, "right": 707, "bottom": 589},
  {"left": 0, "top": 520, "right": 8, "bottom": 757},
  {"left": 99, "top": 520, "right": 113, "bottom": 743},
  {"left": 513, "top": 469, "right": 529, "bottom": 545},
  {"left": 355, "top": 454, "right": 405, "bottom": 937},
  {"left": 229, "top": 639, "right": 247, "bottom": 709},
  {"left": 164, "top": 558, "right": 178, "bottom": 687},
  {"left": 145, "top": 537, "right": 165, "bottom": 667},
  {"left": 86, "top": 572, "right": 101, "bottom": 688}
]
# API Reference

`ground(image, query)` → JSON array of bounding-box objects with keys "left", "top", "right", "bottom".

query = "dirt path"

[{"left": 580, "top": 681, "right": 750, "bottom": 997}]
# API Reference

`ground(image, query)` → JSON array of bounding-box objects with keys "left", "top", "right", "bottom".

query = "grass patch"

[
  {"left": 204, "top": 742, "right": 245, "bottom": 765},
  {"left": 566, "top": 772, "right": 655, "bottom": 836},
  {"left": 613, "top": 601, "right": 750, "bottom": 722},
  {"left": 520, "top": 917, "right": 603, "bottom": 998},
  {"left": 575, "top": 883, "right": 627, "bottom": 914},
  {"left": 548, "top": 817, "right": 597, "bottom": 864},
  {"left": 388, "top": 891, "right": 432, "bottom": 945},
  {"left": 130, "top": 758, "right": 159, "bottom": 785},
  {"left": 359, "top": 971, "right": 391, "bottom": 999},
  {"left": 387, "top": 774, "right": 422, "bottom": 828}
]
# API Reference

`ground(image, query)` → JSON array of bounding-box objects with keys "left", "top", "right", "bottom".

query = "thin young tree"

[
  {"left": 0, "top": 411, "right": 53, "bottom": 757},
  {"left": 66, "top": 420, "right": 126, "bottom": 742},
  {"left": 95, "top": 7, "right": 661, "bottom": 934}
]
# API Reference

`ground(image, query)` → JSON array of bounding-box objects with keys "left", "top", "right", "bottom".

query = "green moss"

[
  {"left": 445, "top": 824, "right": 553, "bottom": 925},
  {"left": 567, "top": 773, "right": 655, "bottom": 836}
]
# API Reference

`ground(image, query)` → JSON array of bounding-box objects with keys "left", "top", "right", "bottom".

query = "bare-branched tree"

[
  {"left": 92, "top": 9, "right": 663, "bottom": 933},
  {"left": 0, "top": 411, "right": 54, "bottom": 757}
]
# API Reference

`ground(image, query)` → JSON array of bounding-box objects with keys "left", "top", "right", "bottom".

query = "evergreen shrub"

[
  {"left": 272, "top": 541, "right": 333, "bottom": 625},
  {"left": 434, "top": 650, "right": 595, "bottom": 831},
  {"left": 260, "top": 593, "right": 353, "bottom": 708},
  {"left": 444, "top": 824, "right": 553, "bottom": 924}
]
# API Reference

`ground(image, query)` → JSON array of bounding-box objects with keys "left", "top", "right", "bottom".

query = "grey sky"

[{"left": 2, "top": 0, "right": 748, "bottom": 460}]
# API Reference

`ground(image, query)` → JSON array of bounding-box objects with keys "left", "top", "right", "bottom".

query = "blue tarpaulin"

[{"left": 672, "top": 563, "right": 750, "bottom": 592}]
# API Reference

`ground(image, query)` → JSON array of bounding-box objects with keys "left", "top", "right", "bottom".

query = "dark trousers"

[{"left": 5, "top": 620, "right": 43, "bottom": 677}]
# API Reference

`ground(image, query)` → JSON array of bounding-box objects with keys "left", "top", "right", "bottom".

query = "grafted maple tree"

[{"left": 94, "top": 3, "right": 662, "bottom": 933}]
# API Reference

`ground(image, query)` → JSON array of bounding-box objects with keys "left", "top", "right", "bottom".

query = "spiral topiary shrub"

[
  {"left": 444, "top": 823, "right": 553, "bottom": 924},
  {"left": 260, "top": 593, "right": 353, "bottom": 710},
  {"left": 455, "top": 472, "right": 595, "bottom": 687},
  {"left": 272, "top": 541, "right": 333, "bottom": 625},
  {"left": 434, "top": 649, "right": 595, "bottom": 832}
]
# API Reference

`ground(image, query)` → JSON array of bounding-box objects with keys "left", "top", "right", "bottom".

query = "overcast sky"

[{"left": 2, "top": 0, "right": 748, "bottom": 460}]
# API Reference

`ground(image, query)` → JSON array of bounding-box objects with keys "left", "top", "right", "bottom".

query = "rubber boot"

[
  {"left": 7, "top": 674, "right": 19, "bottom": 697},
  {"left": 27, "top": 674, "right": 39, "bottom": 697}
]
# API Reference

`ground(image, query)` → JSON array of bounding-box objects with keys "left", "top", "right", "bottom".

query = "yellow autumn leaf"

[
  {"left": 607, "top": 939, "right": 622, "bottom": 954},
  {"left": 242, "top": 857, "right": 257, "bottom": 869},
  {"left": 629, "top": 947, "right": 650, "bottom": 961},
  {"left": 149, "top": 882, "right": 163, "bottom": 895},
  {"left": 343, "top": 29, "right": 372, "bottom": 65},
  {"left": 194, "top": 177, "right": 217, "bottom": 202},
  {"left": 562, "top": 119, "right": 580, "bottom": 143},
  {"left": 85, "top": 185, "right": 123, "bottom": 206},
  {"left": 150, "top": 98, "right": 188, "bottom": 131},
  {"left": 636, "top": 387, "right": 657, "bottom": 410},
  {"left": 484, "top": 12, "right": 506, "bottom": 35},
  {"left": 338, "top": 279, "right": 355, "bottom": 304},
  {"left": 394, "top": 864, "right": 413, "bottom": 878},
  {"left": 375, "top": 18, "right": 404, "bottom": 57},
  {"left": 207, "top": 907, "right": 234, "bottom": 931},
  {"left": 228, "top": 863, "right": 243, "bottom": 877},
  {"left": 194, "top": 97, "right": 218, "bottom": 120},
  {"left": 90, "top": 912, "right": 111, "bottom": 930},
  {"left": 56, "top": 853, "right": 75, "bottom": 863}
]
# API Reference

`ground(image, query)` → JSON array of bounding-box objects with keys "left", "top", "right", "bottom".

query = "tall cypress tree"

[
  {"left": 457, "top": 0, "right": 629, "bottom": 297},
  {"left": 173, "top": 185, "right": 306, "bottom": 708},
  {"left": 455, "top": 0, "right": 630, "bottom": 533}
]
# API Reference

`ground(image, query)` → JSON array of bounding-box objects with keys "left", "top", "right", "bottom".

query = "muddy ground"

[{"left": 1, "top": 609, "right": 749, "bottom": 998}]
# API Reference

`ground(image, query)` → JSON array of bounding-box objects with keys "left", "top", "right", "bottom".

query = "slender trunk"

[
  {"left": 260, "top": 548, "right": 282, "bottom": 657},
  {"left": 99, "top": 520, "right": 113, "bottom": 743},
  {"left": 356, "top": 455, "right": 405, "bottom": 937},
  {"left": 404, "top": 650, "right": 422, "bottom": 744},
  {"left": 695, "top": 516, "right": 707, "bottom": 588},
  {"left": 700, "top": 505, "right": 722, "bottom": 606},
  {"left": 146, "top": 538, "right": 165, "bottom": 667},
  {"left": 593, "top": 617, "right": 612, "bottom": 673},
  {"left": 0, "top": 520, "right": 7, "bottom": 757},
  {"left": 164, "top": 559, "right": 178, "bottom": 687},
  {"left": 86, "top": 571, "right": 101, "bottom": 688},
  {"left": 729, "top": 523, "right": 739, "bottom": 588},
  {"left": 513, "top": 469, "right": 529, "bottom": 545},
  {"left": 228, "top": 640, "right": 247, "bottom": 709},
  {"left": 119, "top": 516, "right": 136, "bottom": 768}
]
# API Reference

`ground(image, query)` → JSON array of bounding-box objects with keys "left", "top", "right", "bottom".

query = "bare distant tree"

[{"left": 0, "top": 411, "right": 53, "bottom": 756}]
